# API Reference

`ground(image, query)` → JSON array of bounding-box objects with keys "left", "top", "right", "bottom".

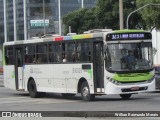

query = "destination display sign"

[{"left": 106, "top": 32, "right": 152, "bottom": 41}]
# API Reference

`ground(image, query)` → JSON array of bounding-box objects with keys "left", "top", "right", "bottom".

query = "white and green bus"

[{"left": 3, "top": 29, "right": 155, "bottom": 101}]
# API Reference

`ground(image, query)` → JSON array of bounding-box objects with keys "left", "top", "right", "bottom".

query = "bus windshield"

[{"left": 105, "top": 42, "right": 153, "bottom": 72}]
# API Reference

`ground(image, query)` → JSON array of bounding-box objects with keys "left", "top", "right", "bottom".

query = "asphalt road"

[
  {"left": 0, "top": 75, "right": 160, "bottom": 119},
  {"left": 0, "top": 87, "right": 160, "bottom": 111},
  {"left": 0, "top": 87, "right": 160, "bottom": 119}
]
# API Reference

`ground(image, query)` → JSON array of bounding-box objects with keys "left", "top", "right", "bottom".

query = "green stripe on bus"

[
  {"left": 88, "top": 69, "right": 92, "bottom": 79},
  {"left": 11, "top": 71, "right": 15, "bottom": 78},
  {"left": 113, "top": 73, "right": 153, "bottom": 82},
  {"left": 113, "top": 29, "right": 145, "bottom": 33},
  {"left": 72, "top": 35, "right": 83, "bottom": 40}
]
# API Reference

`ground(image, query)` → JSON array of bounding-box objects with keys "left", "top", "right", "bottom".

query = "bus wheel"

[
  {"left": 28, "top": 80, "right": 45, "bottom": 98},
  {"left": 61, "top": 93, "right": 76, "bottom": 97},
  {"left": 81, "top": 82, "right": 95, "bottom": 101},
  {"left": 120, "top": 94, "right": 132, "bottom": 100}
]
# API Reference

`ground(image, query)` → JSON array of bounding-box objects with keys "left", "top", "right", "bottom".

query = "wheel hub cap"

[{"left": 83, "top": 87, "right": 89, "bottom": 97}]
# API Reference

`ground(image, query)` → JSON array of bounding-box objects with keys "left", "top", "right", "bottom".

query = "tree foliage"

[
  {"left": 136, "top": 0, "right": 160, "bottom": 30},
  {"left": 63, "top": 8, "right": 100, "bottom": 34},
  {"left": 95, "top": 0, "right": 140, "bottom": 29},
  {"left": 62, "top": 0, "right": 141, "bottom": 34},
  {"left": 95, "top": 0, "right": 119, "bottom": 29}
]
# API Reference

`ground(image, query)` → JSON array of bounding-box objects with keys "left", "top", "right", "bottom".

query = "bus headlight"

[
  {"left": 109, "top": 78, "right": 121, "bottom": 85},
  {"left": 106, "top": 76, "right": 121, "bottom": 85},
  {"left": 147, "top": 77, "right": 154, "bottom": 83}
]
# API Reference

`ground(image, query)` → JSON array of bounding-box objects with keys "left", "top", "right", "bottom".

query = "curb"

[{"left": 0, "top": 80, "right": 4, "bottom": 87}]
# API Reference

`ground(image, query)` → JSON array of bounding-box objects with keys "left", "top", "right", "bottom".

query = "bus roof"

[
  {"left": 3, "top": 29, "right": 151, "bottom": 46},
  {"left": 113, "top": 29, "right": 147, "bottom": 33},
  {"left": 3, "top": 33, "right": 103, "bottom": 46}
]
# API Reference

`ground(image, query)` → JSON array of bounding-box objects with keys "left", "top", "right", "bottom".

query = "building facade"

[
  {"left": 2, "top": 0, "right": 97, "bottom": 42},
  {"left": 0, "top": 0, "right": 4, "bottom": 44}
]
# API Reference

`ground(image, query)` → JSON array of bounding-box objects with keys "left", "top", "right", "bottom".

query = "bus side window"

[
  {"left": 5, "top": 56, "right": 9, "bottom": 64},
  {"left": 54, "top": 43, "right": 61, "bottom": 62},
  {"left": 54, "top": 53, "right": 61, "bottom": 62},
  {"left": 25, "top": 55, "right": 29, "bottom": 63},
  {"left": 48, "top": 44, "right": 54, "bottom": 62},
  {"left": 25, "top": 45, "right": 35, "bottom": 64},
  {"left": 36, "top": 55, "right": 42, "bottom": 63},
  {"left": 36, "top": 44, "right": 47, "bottom": 63},
  {"left": 17, "top": 50, "right": 23, "bottom": 67},
  {"left": 77, "top": 42, "right": 91, "bottom": 62},
  {"left": 66, "top": 42, "right": 76, "bottom": 62},
  {"left": 62, "top": 43, "right": 66, "bottom": 62},
  {"left": 5, "top": 47, "right": 14, "bottom": 65}
]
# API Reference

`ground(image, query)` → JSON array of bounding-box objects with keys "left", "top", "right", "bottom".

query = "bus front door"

[
  {"left": 93, "top": 41, "right": 104, "bottom": 93},
  {"left": 15, "top": 47, "right": 24, "bottom": 90}
]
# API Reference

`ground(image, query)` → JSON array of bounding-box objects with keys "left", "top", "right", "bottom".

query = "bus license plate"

[{"left": 131, "top": 87, "right": 140, "bottom": 91}]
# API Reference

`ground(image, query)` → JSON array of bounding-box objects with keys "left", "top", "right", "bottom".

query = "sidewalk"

[{"left": 0, "top": 74, "right": 4, "bottom": 87}]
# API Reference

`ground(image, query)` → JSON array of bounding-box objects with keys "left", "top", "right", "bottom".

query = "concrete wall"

[{"left": 152, "top": 29, "right": 160, "bottom": 65}]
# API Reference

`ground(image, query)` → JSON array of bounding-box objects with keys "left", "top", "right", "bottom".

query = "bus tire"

[
  {"left": 120, "top": 94, "right": 132, "bottom": 100},
  {"left": 28, "top": 80, "right": 45, "bottom": 98},
  {"left": 81, "top": 81, "right": 95, "bottom": 101}
]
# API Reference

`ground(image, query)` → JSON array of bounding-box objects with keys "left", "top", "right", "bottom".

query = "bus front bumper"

[{"left": 104, "top": 80, "right": 155, "bottom": 94}]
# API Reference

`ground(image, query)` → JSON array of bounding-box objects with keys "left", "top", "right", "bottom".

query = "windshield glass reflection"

[{"left": 105, "top": 42, "right": 153, "bottom": 72}]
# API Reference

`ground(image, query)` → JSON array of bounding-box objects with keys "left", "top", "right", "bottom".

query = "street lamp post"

[
  {"left": 126, "top": 3, "right": 160, "bottom": 29},
  {"left": 23, "top": 0, "right": 27, "bottom": 40},
  {"left": 82, "top": 0, "right": 84, "bottom": 8},
  {"left": 43, "top": 0, "right": 46, "bottom": 35},
  {"left": 3, "top": 0, "right": 7, "bottom": 42},
  {"left": 58, "top": 0, "right": 61, "bottom": 35},
  {"left": 13, "top": 0, "right": 17, "bottom": 41}
]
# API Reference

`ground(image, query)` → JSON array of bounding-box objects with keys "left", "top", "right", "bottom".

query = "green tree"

[
  {"left": 95, "top": 0, "right": 140, "bottom": 29},
  {"left": 95, "top": 0, "right": 119, "bottom": 29},
  {"left": 136, "top": 0, "right": 160, "bottom": 30},
  {"left": 123, "top": 0, "right": 143, "bottom": 29},
  {"left": 62, "top": 0, "right": 140, "bottom": 34},
  {"left": 63, "top": 8, "right": 99, "bottom": 34}
]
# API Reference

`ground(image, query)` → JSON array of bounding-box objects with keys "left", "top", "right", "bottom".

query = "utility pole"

[
  {"left": 58, "top": 0, "right": 61, "bottom": 35},
  {"left": 13, "top": 0, "right": 17, "bottom": 41},
  {"left": 43, "top": 0, "right": 46, "bottom": 35},
  {"left": 3, "top": 0, "right": 7, "bottom": 42},
  {"left": 23, "top": 0, "right": 27, "bottom": 40},
  {"left": 82, "top": 0, "right": 84, "bottom": 8},
  {"left": 119, "top": 0, "right": 124, "bottom": 30}
]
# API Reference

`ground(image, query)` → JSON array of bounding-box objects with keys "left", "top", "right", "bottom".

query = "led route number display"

[{"left": 106, "top": 32, "right": 152, "bottom": 41}]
